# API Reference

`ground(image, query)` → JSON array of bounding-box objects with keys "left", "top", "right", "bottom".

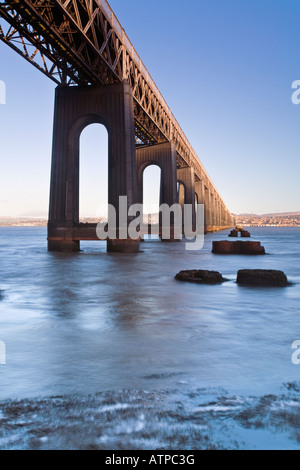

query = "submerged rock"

[
  {"left": 213, "top": 241, "right": 265, "bottom": 255},
  {"left": 175, "top": 270, "right": 227, "bottom": 284},
  {"left": 229, "top": 227, "right": 251, "bottom": 238},
  {"left": 229, "top": 230, "right": 239, "bottom": 238},
  {"left": 237, "top": 269, "right": 289, "bottom": 287},
  {"left": 240, "top": 230, "right": 251, "bottom": 238}
]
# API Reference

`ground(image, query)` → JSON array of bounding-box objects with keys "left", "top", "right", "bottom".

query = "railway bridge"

[{"left": 0, "top": 0, "right": 235, "bottom": 252}]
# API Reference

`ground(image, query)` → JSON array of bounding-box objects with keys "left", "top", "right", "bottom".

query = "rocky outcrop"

[
  {"left": 237, "top": 270, "right": 289, "bottom": 287},
  {"left": 240, "top": 230, "right": 251, "bottom": 238},
  {"left": 229, "top": 227, "right": 250, "bottom": 238},
  {"left": 229, "top": 229, "right": 239, "bottom": 238},
  {"left": 175, "top": 270, "right": 227, "bottom": 284},
  {"left": 212, "top": 241, "right": 265, "bottom": 255}
]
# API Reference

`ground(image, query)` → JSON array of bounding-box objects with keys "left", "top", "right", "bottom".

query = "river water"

[{"left": 0, "top": 226, "right": 299, "bottom": 449}]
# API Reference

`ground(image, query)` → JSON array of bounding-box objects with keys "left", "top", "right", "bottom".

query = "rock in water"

[
  {"left": 240, "top": 230, "right": 251, "bottom": 238},
  {"left": 229, "top": 230, "right": 238, "bottom": 238},
  {"left": 212, "top": 241, "right": 265, "bottom": 255},
  {"left": 229, "top": 227, "right": 251, "bottom": 238},
  {"left": 175, "top": 270, "right": 226, "bottom": 284},
  {"left": 237, "top": 270, "right": 289, "bottom": 287}
]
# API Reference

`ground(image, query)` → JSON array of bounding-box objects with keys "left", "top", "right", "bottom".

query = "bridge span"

[{"left": 0, "top": 0, "right": 235, "bottom": 252}]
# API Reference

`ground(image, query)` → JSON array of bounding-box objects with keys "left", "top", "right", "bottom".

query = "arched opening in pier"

[
  {"left": 79, "top": 123, "right": 109, "bottom": 222},
  {"left": 143, "top": 165, "right": 161, "bottom": 226},
  {"left": 177, "top": 181, "right": 185, "bottom": 209},
  {"left": 195, "top": 192, "right": 199, "bottom": 217}
]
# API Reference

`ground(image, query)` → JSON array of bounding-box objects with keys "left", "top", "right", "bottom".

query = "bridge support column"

[
  {"left": 215, "top": 197, "right": 220, "bottom": 227},
  {"left": 213, "top": 195, "right": 219, "bottom": 227},
  {"left": 217, "top": 200, "right": 221, "bottom": 227},
  {"left": 225, "top": 210, "right": 230, "bottom": 227},
  {"left": 177, "top": 167, "right": 196, "bottom": 236},
  {"left": 48, "top": 83, "right": 140, "bottom": 253},
  {"left": 220, "top": 205, "right": 225, "bottom": 226},
  {"left": 204, "top": 187, "right": 211, "bottom": 231},
  {"left": 195, "top": 180, "right": 205, "bottom": 206},
  {"left": 211, "top": 193, "right": 217, "bottom": 228},
  {"left": 220, "top": 203, "right": 224, "bottom": 226},
  {"left": 195, "top": 180, "right": 205, "bottom": 234},
  {"left": 136, "top": 142, "right": 179, "bottom": 241}
]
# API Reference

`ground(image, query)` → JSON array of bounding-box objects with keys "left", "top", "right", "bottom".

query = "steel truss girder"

[{"left": 0, "top": 0, "right": 228, "bottom": 208}]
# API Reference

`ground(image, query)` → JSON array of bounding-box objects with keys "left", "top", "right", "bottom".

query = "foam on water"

[{"left": 0, "top": 385, "right": 299, "bottom": 450}]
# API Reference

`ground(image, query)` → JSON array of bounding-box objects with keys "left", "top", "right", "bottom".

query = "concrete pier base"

[
  {"left": 48, "top": 239, "right": 80, "bottom": 253},
  {"left": 107, "top": 239, "right": 141, "bottom": 253}
]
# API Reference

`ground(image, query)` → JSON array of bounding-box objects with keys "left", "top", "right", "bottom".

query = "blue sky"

[{"left": 0, "top": 0, "right": 300, "bottom": 217}]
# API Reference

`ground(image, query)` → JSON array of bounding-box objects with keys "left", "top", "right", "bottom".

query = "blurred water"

[
  {"left": 1, "top": 226, "right": 300, "bottom": 449},
  {"left": 0, "top": 226, "right": 299, "bottom": 402},
  {"left": 0, "top": 228, "right": 300, "bottom": 399}
]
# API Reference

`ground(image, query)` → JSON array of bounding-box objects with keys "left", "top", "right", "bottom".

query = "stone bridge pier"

[
  {"left": 48, "top": 83, "right": 140, "bottom": 253},
  {"left": 48, "top": 83, "right": 234, "bottom": 253},
  {"left": 136, "top": 142, "right": 179, "bottom": 240},
  {"left": 177, "top": 167, "right": 196, "bottom": 235}
]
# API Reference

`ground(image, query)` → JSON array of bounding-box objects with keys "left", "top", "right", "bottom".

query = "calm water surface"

[
  {"left": 0, "top": 227, "right": 299, "bottom": 449},
  {"left": 0, "top": 226, "right": 299, "bottom": 399}
]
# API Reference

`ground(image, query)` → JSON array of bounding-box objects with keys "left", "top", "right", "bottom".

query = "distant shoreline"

[
  {"left": 235, "top": 215, "right": 300, "bottom": 228},
  {"left": 1, "top": 222, "right": 300, "bottom": 228},
  {"left": 236, "top": 224, "right": 300, "bottom": 228},
  {"left": 1, "top": 213, "right": 300, "bottom": 228},
  {"left": 0, "top": 222, "right": 47, "bottom": 227},
  {"left": 0, "top": 218, "right": 105, "bottom": 228}
]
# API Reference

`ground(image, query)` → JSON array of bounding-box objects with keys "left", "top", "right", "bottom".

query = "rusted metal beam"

[{"left": 0, "top": 0, "right": 230, "bottom": 212}]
